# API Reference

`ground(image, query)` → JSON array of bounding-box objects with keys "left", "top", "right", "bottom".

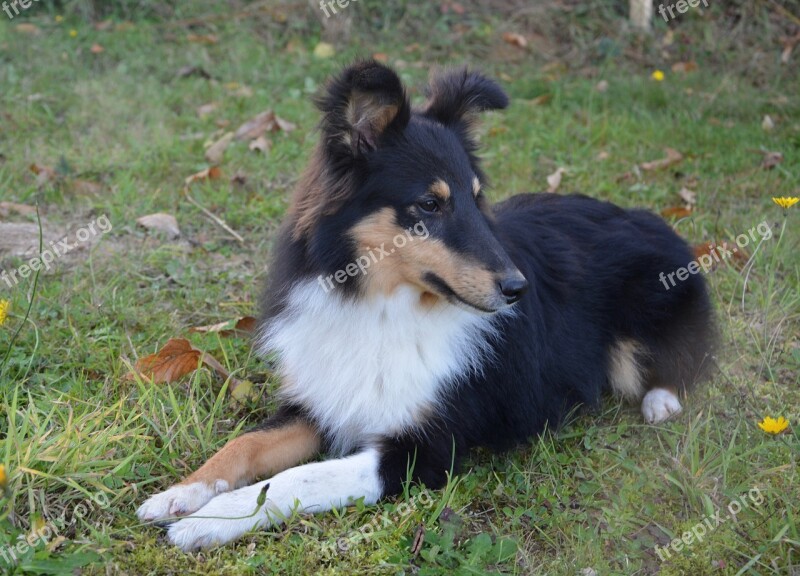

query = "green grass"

[{"left": 1, "top": 2, "right": 799, "bottom": 574}]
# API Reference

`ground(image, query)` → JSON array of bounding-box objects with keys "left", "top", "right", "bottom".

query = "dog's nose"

[{"left": 498, "top": 273, "right": 528, "bottom": 304}]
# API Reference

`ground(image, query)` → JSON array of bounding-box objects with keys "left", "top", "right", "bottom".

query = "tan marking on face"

[
  {"left": 182, "top": 421, "right": 320, "bottom": 490},
  {"left": 472, "top": 176, "right": 481, "bottom": 197},
  {"left": 420, "top": 291, "right": 440, "bottom": 309},
  {"left": 429, "top": 179, "right": 451, "bottom": 203},
  {"left": 351, "top": 208, "right": 500, "bottom": 310}
]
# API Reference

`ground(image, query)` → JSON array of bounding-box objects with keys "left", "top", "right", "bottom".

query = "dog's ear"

[
  {"left": 316, "top": 60, "right": 410, "bottom": 157},
  {"left": 422, "top": 67, "right": 508, "bottom": 126}
]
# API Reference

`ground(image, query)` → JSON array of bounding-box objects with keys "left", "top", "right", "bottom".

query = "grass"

[{"left": 1, "top": 1, "right": 799, "bottom": 574}]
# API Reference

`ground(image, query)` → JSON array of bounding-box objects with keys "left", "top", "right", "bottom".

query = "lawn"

[{"left": 0, "top": 1, "right": 799, "bottom": 574}]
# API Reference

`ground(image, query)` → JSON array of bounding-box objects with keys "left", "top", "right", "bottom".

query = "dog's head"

[{"left": 291, "top": 60, "right": 527, "bottom": 313}]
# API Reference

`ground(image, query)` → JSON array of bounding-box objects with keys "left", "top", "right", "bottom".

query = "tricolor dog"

[{"left": 137, "top": 61, "right": 716, "bottom": 551}]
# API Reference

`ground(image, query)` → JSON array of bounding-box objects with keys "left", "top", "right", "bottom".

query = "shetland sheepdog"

[{"left": 138, "top": 60, "right": 716, "bottom": 551}]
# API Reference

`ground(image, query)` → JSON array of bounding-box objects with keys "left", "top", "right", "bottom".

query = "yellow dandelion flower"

[
  {"left": 0, "top": 299, "right": 9, "bottom": 326},
  {"left": 0, "top": 464, "right": 6, "bottom": 491},
  {"left": 69, "top": 29, "right": 78, "bottom": 38},
  {"left": 758, "top": 416, "right": 789, "bottom": 434},
  {"left": 772, "top": 197, "right": 799, "bottom": 209},
  {"left": 55, "top": 15, "right": 63, "bottom": 22},
  {"left": 651, "top": 70, "right": 665, "bottom": 82}
]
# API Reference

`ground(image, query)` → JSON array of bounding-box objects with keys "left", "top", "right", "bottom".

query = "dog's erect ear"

[
  {"left": 316, "top": 60, "right": 410, "bottom": 157},
  {"left": 422, "top": 67, "right": 508, "bottom": 126}
]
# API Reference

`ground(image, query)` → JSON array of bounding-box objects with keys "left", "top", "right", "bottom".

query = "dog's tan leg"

[{"left": 137, "top": 420, "right": 320, "bottom": 522}]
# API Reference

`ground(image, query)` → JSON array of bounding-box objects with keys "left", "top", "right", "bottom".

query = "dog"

[{"left": 137, "top": 60, "right": 716, "bottom": 551}]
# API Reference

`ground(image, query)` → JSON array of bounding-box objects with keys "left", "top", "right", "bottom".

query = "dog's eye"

[{"left": 417, "top": 199, "right": 440, "bottom": 214}]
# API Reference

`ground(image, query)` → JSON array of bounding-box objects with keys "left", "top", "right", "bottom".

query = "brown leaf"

[
  {"left": 234, "top": 110, "right": 276, "bottom": 141},
  {"left": 502, "top": 32, "right": 527, "bottom": 48},
  {"left": 185, "top": 166, "right": 222, "bottom": 186},
  {"left": 190, "top": 316, "right": 257, "bottom": 337},
  {"left": 760, "top": 151, "right": 783, "bottom": 170},
  {"left": 196, "top": 103, "right": 219, "bottom": 118},
  {"left": 660, "top": 206, "right": 692, "bottom": 219},
  {"left": 411, "top": 524, "right": 425, "bottom": 557},
  {"left": 546, "top": 168, "right": 566, "bottom": 193},
  {"left": 677, "top": 187, "right": 697, "bottom": 208},
  {"left": 275, "top": 116, "right": 296, "bottom": 133},
  {"left": 90, "top": 43, "right": 105, "bottom": 54},
  {"left": 0, "top": 202, "right": 37, "bottom": 218},
  {"left": 15, "top": 23, "right": 40, "bottom": 35},
  {"left": 136, "top": 213, "right": 181, "bottom": 239},
  {"left": 372, "top": 52, "right": 389, "bottom": 63},
  {"left": 72, "top": 180, "right": 102, "bottom": 195},
  {"left": 205, "top": 132, "right": 234, "bottom": 164},
  {"left": 640, "top": 148, "right": 683, "bottom": 171},
  {"left": 176, "top": 65, "right": 212, "bottom": 80},
  {"left": 671, "top": 61, "right": 698, "bottom": 73},
  {"left": 526, "top": 94, "right": 552, "bottom": 106},
  {"left": 225, "top": 82, "right": 253, "bottom": 97},
  {"left": 125, "top": 338, "right": 237, "bottom": 385},
  {"left": 249, "top": 136, "right": 271, "bottom": 154},
  {"left": 187, "top": 34, "right": 218, "bottom": 45},
  {"left": 693, "top": 241, "right": 748, "bottom": 270}
]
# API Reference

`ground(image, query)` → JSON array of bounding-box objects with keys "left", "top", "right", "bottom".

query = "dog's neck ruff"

[{"left": 258, "top": 280, "right": 506, "bottom": 454}]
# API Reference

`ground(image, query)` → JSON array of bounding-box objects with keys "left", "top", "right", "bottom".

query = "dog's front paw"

[
  {"left": 167, "top": 485, "right": 269, "bottom": 551},
  {"left": 642, "top": 388, "right": 683, "bottom": 424},
  {"left": 137, "top": 480, "right": 229, "bottom": 523}
]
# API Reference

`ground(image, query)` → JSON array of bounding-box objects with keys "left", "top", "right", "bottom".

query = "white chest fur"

[{"left": 258, "top": 281, "right": 503, "bottom": 454}]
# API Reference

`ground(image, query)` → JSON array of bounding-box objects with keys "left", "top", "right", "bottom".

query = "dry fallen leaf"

[
  {"left": 596, "top": 151, "right": 610, "bottom": 161},
  {"left": 546, "top": 168, "right": 566, "bottom": 193},
  {"left": 678, "top": 187, "right": 697, "bottom": 208},
  {"left": 205, "top": 132, "right": 234, "bottom": 164},
  {"left": 15, "top": 23, "right": 40, "bottom": 35},
  {"left": 313, "top": 42, "right": 335, "bottom": 59},
  {"left": 526, "top": 94, "right": 552, "bottom": 106},
  {"left": 671, "top": 61, "right": 698, "bottom": 73},
  {"left": 660, "top": 206, "right": 693, "bottom": 219},
  {"left": 640, "top": 148, "right": 683, "bottom": 171},
  {"left": 187, "top": 33, "right": 218, "bottom": 45},
  {"left": 136, "top": 213, "right": 181, "bottom": 239},
  {"left": 502, "top": 32, "right": 528, "bottom": 48},
  {"left": 761, "top": 115, "right": 775, "bottom": 131},
  {"left": 249, "top": 135, "right": 271, "bottom": 154},
  {"left": 72, "top": 180, "right": 102, "bottom": 195},
  {"left": 760, "top": 150, "right": 784, "bottom": 170},
  {"left": 372, "top": 52, "right": 389, "bottom": 63},
  {"left": 196, "top": 103, "right": 218, "bottom": 118},
  {"left": 185, "top": 166, "right": 222, "bottom": 186},
  {"left": 235, "top": 111, "right": 295, "bottom": 141},
  {"left": 29, "top": 163, "right": 59, "bottom": 187},
  {"left": 125, "top": 338, "right": 213, "bottom": 383},
  {"left": 90, "top": 43, "right": 104, "bottom": 54},
  {"left": 235, "top": 110, "right": 276, "bottom": 141},
  {"left": 190, "top": 316, "right": 257, "bottom": 337},
  {"left": 275, "top": 116, "right": 296, "bottom": 133},
  {"left": 595, "top": 80, "right": 609, "bottom": 93},
  {"left": 176, "top": 65, "right": 212, "bottom": 80},
  {"left": 693, "top": 241, "right": 748, "bottom": 270},
  {"left": 225, "top": 82, "right": 254, "bottom": 98},
  {"left": 0, "top": 202, "right": 37, "bottom": 218}
]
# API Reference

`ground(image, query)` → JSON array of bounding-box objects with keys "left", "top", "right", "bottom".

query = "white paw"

[
  {"left": 642, "top": 388, "right": 683, "bottom": 424},
  {"left": 137, "top": 480, "right": 229, "bottom": 523},
  {"left": 167, "top": 483, "right": 270, "bottom": 551}
]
